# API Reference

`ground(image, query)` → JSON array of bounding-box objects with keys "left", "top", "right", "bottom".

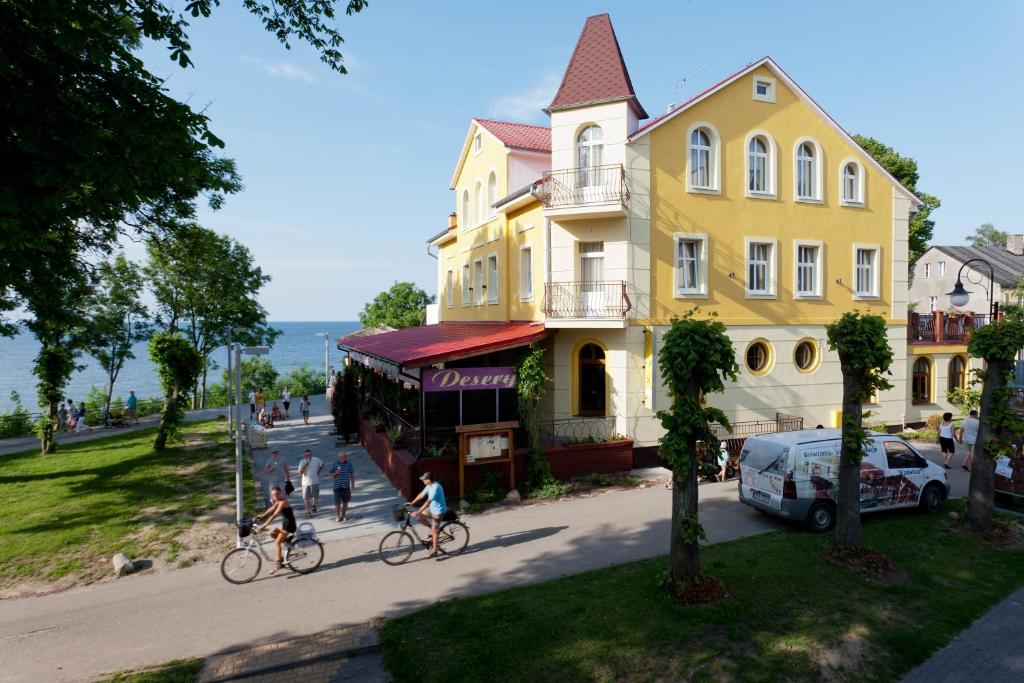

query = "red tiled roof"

[
  {"left": 474, "top": 119, "right": 551, "bottom": 152},
  {"left": 337, "top": 322, "right": 548, "bottom": 369},
  {"left": 547, "top": 14, "right": 648, "bottom": 119}
]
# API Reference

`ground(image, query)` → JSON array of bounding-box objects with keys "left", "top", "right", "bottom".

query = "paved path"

[{"left": 901, "top": 587, "right": 1024, "bottom": 682}]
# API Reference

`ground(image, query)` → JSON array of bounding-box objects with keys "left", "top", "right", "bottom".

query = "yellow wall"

[
  {"left": 507, "top": 201, "right": 545, "bottom": 322},
  {"left": 647, "top": 65, "right": 898, "bottom": 326}
]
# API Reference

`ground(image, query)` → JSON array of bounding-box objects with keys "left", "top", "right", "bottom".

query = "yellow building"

[{"left": 424, "top": 13, "right": 976, "bottom": 447}]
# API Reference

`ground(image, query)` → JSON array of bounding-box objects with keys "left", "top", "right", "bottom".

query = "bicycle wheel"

[
  {"left": 286, "top": 537, "right": 324, "bottom": 575},
  {"left": 438, "top": 521, "right": 470, "bottom": 556},
  {"left": 378, "top": 531, "right": 415, "bottom": 565},
  {"left": 221, "top": 547, "right": 261, "bottom": 584}
]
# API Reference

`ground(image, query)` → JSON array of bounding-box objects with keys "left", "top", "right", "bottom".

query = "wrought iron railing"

[
  {"left": 710, "top": 413, "right": 804, "bottom": 456},
  {"left": 366, "top": 395, "right": 422, "bottom": 457},
  {"left": 537, "top": 164, "right": 629, "bottom": 209},
  {"left": 908, "top": 312, "right": 991, "bottom": 344},
  {"left": 538, "top": 416, "right": 618, "bottom": 446},
  {"left": 543, "top": 281, "right": 632, "bottom": 319}
]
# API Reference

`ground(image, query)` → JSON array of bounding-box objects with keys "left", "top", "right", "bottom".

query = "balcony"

[
  {"left": 907, "top": 311, "right": 990, "bottom": 345},
  {"left": 543, "top": 281, "right": 631, "bottom": 328},
  {"left": 537, "top": 164, "right": 629, "bottom": 220}
]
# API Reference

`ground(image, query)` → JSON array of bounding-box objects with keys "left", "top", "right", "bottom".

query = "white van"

[{"left": 738, "top": 429, "right": 950, "bottom": 532}]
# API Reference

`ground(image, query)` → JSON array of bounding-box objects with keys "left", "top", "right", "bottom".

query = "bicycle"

[
  {"left": 378, "top": 505, "right": 469, "bottom": 565},
  {"left": 220, "top": 519, "right": 324, "bottom": 584}
]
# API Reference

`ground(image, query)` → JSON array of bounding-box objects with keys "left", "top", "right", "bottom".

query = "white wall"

[{"left": 508, "top": 150, "right": 550, "bottom": 193}]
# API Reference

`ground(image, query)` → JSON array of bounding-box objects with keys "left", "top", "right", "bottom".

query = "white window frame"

[
  {"left": 839, "top": 157, "right": 865, "bottom": 207},
  {"left": 474, "top": 180, "right": 483, "bottom": 226},
  {"left": 445, "top": 268, "right": 454, "bottom": 308},
  {"left": 461, "top": 190, "right": 470, "bottom": 232},
  {"left": 793, "top": 137, "right": 823, "bottom": 203},
  {"left": 793, "top": 240, "right": 823, "bottom": 299},
  {"left": 473, "top": 133, "right": 483, "bottom": 155},
  {"left": 487, "top": 170, "right": 497, "bottom": 218},
  {"left": 752, "top": 75, "right": 776, "bottom": 103},
  {"left": 486, "top": 252, "right": 499, "bottom": 304},
  {"left": 519, "top": 244, "right": 533, "bottom": 301},
  {"left": 685, "top": 121, "right": 721, "bottom": 194},
  {"left": 461, "top": 263, "right": 470, "bottom": 306},
  {"left": 853, "top": 244, "right": 881, "bottom": 299},
  {"left": 929, "top": 296, "right": 938, "bottom": 313},
  {"left": 744, "top": 130, "right": 777, "bottom": 199},
  {"left": 472, "top": 257, "right": 484, "bottom": 305},
  {"left": 938, "top": 260, "right": 945, "bottom": 277},
  {"left": 923, "top": 263, "right": 931, "bottom": 279},
  {"left": 744, "top": 237, "right": 778, "bottom": 298},
  {"left": 672, "top": 232, "right": 708, "bottom": 298}
]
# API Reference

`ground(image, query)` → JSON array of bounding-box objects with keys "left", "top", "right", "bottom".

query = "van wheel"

[
  {"left": 806, "top": 501, "right": 835, "bottom": 533},
  {"left": 919, "top": 483, "right": 943, "bottom": 513}
]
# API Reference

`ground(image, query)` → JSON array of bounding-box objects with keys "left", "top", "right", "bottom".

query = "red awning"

[{"left": 337, "top": 322, "right": 547, "bottom": 369}]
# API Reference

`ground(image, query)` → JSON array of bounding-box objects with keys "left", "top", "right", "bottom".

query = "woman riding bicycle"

[{"left": 253, "top": 486, "right": 297, "bottom": 575}]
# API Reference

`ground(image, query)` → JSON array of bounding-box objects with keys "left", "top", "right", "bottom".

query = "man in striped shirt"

[{"left": 327, "top": 451, "right": 356, "bottom": 523}]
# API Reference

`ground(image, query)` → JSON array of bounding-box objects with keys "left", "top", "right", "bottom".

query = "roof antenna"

[{"left": 668, "top": 64, "right": 709, "bottom": 112}]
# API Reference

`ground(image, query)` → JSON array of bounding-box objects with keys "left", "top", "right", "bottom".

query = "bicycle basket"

[
  {"left": 391, "top": 506, "right": 407, "bottom": 522},
  {"left": 237, "top": 520, "right": 252, "bottom": 538}
]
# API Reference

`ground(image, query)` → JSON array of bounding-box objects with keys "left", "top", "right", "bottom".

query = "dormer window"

[{"left": 752, "top": 76, "right": 776, "bottom": 103}]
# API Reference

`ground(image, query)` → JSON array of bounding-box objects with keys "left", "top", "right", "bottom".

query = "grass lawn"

[
  {"left": 100, "top": 659, "right": 204, "bottom": 683},
  {"left": 0, "top": 421, "right": 249, "bottom": 591},
  {"left": 381, "top": 502, "right": 1024, "bottom": 682}
]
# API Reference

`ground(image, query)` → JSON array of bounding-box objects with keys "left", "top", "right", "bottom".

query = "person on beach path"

[
  {"left": 281, "top": 386, "right": 292, "bottom": 419},
  {"left": 126, "top": 391, "right": 139, "bottom": 425},
  {"left": 327, "top": 451, "right": 355, "bottom": 523},
  {"left": 253, "top": 486, "right": 297, "bottom": 575},
  {"left": 300, "top": 395, "right": 311, "bottom": 425},
  {"left": 248, "top": 389, "right": 256, "bottom": 418},
  {"left": 298, "top": 449, "right": 324, "bottom": 518},
  {"left": 57, "top": 402, "right": 68, "bottom": 432},
  {"left": 939, "top": 412, "right": 957, "bottom": 468},
  {"left": 263, "top": 449, "right": 289, "bottom": 502},
  {"left": 958, "top": 410, "right": 980, "bottom": 472},
  {"left": 255, "top": 388, "right": 265, "bottom": 415},
  {"left": 408, "top": 471, "right": 447, "bottom": 558},
  {"left": 75, "top": 402, "right": 88, "bottom": 434}
]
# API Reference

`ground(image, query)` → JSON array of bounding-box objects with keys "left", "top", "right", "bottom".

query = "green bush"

[
  {"left": 590, "top": 473, "right": 613, "bottom": 487},
  {"left": 0, "top": 392, "right": 34, "bottom": 438},
  {"left": 469, "top": 470, "right": 506, "bottom": 504},
  {"left": 275, "top": 364, "right": 326, "bottom": 398},
  {"left": 530, "top": 478, "right": 573, "bottom": 500}
]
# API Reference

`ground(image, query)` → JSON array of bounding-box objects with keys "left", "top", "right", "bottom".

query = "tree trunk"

[
  {"left": 669, "top": 453, "right": 701, "bottom": 582},
  {"left": 40, "top": 400, "right": 57, "bottom": 454},
  {"left": 966, "top": 358, "right": 1009, "bottom": 532},
  {"left": 834, "top": 374, "right": 863, "bottom": 548},
  {"left": 105, "top": 379, "right": 114, "bottom": 424},
  {"left": 154, "top": 392, "right": 178, "bottom": 451},
  {"left": 200, "top": 364, "right": 208, "bottom": 409}
]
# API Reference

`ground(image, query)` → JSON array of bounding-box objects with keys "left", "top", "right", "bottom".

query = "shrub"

[
  {"left": 0, "top": 392, "right": 34, "bottom": 438},
  {"left": 948, "top": 386, "right": 981, "bottom": 411},
  {"left": 423, "top": 443, "right": 449, "bottom": 458},
  {"left": 468, "top": 470, "right": 506, "bottom": 504},
  {"left": 530, "top": 478, "right": 573, "bottom": 500},
  {"left": 386, "top": 425, "right": 404, "bottom": 445},
  {"left": 590, "top": 473, "right": 613, "bottom": 487},
  {"left": 276, "top": 364, "right": 326, "bottom": 398},
  {"left": 925, "top": 414, "right": 943, "bottom": 430}
]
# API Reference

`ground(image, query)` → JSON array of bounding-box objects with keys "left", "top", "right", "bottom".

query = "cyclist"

[
  {"left": 253, "top": 486, "right": 297, "bottom": 574},
  {"left": 408, "top": 472, "right": 446, "bottom": 558}
]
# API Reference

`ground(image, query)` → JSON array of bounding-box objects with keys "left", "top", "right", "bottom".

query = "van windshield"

[{"left": 739, "top": 444, "right": 791, "bottom": 474}]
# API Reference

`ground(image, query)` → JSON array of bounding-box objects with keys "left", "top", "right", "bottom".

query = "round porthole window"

[
  {"left": 794, "top": 340, "right": 818, "bottom": 373},
  {"left": 745, "top": 341, "right": 770, "bottom": 374}
]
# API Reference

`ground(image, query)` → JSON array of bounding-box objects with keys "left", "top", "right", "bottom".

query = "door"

[
  {"left": 881, "top": 439, "right": 930, "bottom": 507},
  {"left": 577, "top": 344, "right": 606, "bottom": 416},
  {"left": 579, "top": 242, "right": 605, "bottom": 316}
]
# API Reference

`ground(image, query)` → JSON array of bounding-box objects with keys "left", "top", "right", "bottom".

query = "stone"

[
  {"left": 112, "top": 552, "right": 135, "bottom": 577},
  {"left": 949, "top": 511, "right": 961, "bottom": 522},
  {"left": 458, "top": 499, "right": 470, "bottom": 513},
  {"left": 505, "top": 489, "right": 522, "bottom": 504}
]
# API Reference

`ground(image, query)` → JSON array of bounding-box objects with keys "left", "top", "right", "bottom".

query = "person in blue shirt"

[
  {"left": 125, "top": 391, "right": 139, "bottom": 425},
  {"left": 408, "top": 472, "right": 447, "bottom": 558}
]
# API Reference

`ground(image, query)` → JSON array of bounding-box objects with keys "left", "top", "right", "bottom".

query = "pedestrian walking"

[
  {"left": 255, "top": 388, "right": 265, "bottom": 415},
  {"left": 958, "top": 409, "right": 980, "bottom": 472},
  {"left": 327, "top": 451, "right": 356, "bottom": 523},
  {"left": 263, "top": 449, "right": 290, "bottom": 503},
  {"left": 126, "top": 390, "right": 139, "bottom": 425},
  {"left": 75, "top": 402, "right": 87, "bottom": 434},
  {"left": 281, "top": 386, "right": 292, "bottom": 419},
  {"left": 298, "top": 449, "right": 324, "bottom": 518},
  {"left": 57, "top": 401, "right": 68, "bottom": 432},
  {"left": 248, "top": 388, "right": 256, "bottom": 418},
  {"left": 65, "top": 398, "right": 76, "bottom": 431},
  {"left": 939, "top": 412, "right": 956, "bottom": 468},
  {"left": 300, "top": 394, "right": 311, "bottom": 425}
]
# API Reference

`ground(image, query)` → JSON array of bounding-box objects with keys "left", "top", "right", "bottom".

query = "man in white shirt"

[
  {"left": 248, "top": 389, "right": 256, "bottom": 418},
  {"left": 281, "top": 386, "right": 292, "bottom": 419},
  {"left": 298, "top": 448, "right": 324, "bottom": 518},
  {"left": 958, "top": 410, "right": 980, "bottom": 472}
]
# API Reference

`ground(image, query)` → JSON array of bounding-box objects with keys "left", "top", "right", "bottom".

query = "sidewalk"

[{"left": 901, "top": 587, "right": 1024, "bottom": 682}]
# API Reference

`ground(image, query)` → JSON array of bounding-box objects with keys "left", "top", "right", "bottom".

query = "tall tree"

[
  {"left": 825, "top": 312, "right": 894, "bottom": 548},
  {"left": 965, "top": 223, "right": 1008, "bottom": 248},
  {"left": 657, "top": 312, "right": 738, "bottom": 587},
  {"left": 83, "top": 255, "right": 153, "bottom": 418},
  {"left": 149, "top": 332, "right": 201, "bottom": 451},
  {"left": 359, "top": 282, "right": 435, "bottom": 330},
  {"left": 964, "top": 319, "right": 1024, "bottom": 532},
  {"left": 146, "top": 225, "right": 277, "bottom": 407},
  {"left": 853, "top": 135, "right": 940, "bottom": 264}
]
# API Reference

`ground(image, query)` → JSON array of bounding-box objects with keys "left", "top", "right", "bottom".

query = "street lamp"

[
  {"left": 234, "top": 344, "right": 270, "bottom": 547},
  {"left": 226, "top": 326, "right": 247, "bottom": 440},
  {"left": 946, "top": 258, "right": 999, "bottom": 319},
  {"left": 314, "top": 331, "right": 330, "bottom": 389}
]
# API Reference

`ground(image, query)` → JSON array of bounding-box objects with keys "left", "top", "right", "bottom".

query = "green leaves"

[
  {"left": 358, "top": 282, "right": 435, "bottom": 330},
  {"left": 826, "top": 312, "right": 894, "bottom": 404}
]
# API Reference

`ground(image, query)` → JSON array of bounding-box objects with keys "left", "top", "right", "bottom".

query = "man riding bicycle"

[
  {"left": 253, "top": 486, "right": 297, "bottom": 575},
  {"left": 408, "top": 472, "right": 446, "bottom": 558}
]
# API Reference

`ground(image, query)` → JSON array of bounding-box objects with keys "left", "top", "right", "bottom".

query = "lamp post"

[
  {"left": 947, "top": 258, "right": 999, "bottom": 319},
  {"left": 226, "top": 326, "right": 247, "bottom": 440},
  {"left": 234, "top": 344, "right": 270, "bottom": 548}
]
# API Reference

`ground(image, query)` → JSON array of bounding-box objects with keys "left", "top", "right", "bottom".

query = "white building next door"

[{"left": 579, "top": 241, "right": 605, "bottom": 317}]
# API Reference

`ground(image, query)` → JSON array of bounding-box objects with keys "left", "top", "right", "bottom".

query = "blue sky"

[{"left": 140, "top": 1, "right": 1024, "bottom": 321}]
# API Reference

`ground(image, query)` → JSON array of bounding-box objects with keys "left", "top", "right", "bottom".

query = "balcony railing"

[
  {"left": 908, "top": 311, "right": 990, "bottom": 344},
  {"left": 543, "top": 281, "right": 632, "bottom": 319},
  {"left": 536, "top": 164, "right": 629, "bottom": 209}
]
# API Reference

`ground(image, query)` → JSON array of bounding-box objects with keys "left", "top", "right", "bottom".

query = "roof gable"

[
  {"left": 449, "top": 119, "right": 550, "bottom": 190},
  {"left": 546, "top": 13, "right": 648, "bottom": 119},
  {"left": 930, "top": 245, "right": 1024, "bottom": 287},
  {"left": 630, "top": 57, "right": 923, "bottom": 207}
]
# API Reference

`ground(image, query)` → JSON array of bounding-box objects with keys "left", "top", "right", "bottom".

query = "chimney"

[
  {"left": 1006, "top": 233, "right": 1024, "bottom": 255},
  {"left": 448, "top": 212, "right": 457, "bottom": 230}
]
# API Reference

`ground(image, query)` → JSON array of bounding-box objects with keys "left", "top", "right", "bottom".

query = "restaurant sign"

[{"left": 422, "top": 367, "right": 516, "bottom": 393}]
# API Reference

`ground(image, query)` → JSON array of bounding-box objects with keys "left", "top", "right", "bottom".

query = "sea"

[{"left": 0, "top": 321, "right": 360, "bottom": 412}]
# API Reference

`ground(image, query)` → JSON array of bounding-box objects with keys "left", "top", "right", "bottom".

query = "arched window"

[
  {"left": 948, "top": 356, "right": 966, "bottom": 394},
  {"left": 842, "top": 162, "right": 860, "bottom": 204},
  {"left": 461, "top": 190, "right": 469, "bottom": 228},
  {"left": 577, "top": 343, "right": 606, "bottom": 417},
  {"left": 912, "top": 357, "right": 932, "bottom": 404},
  {"left": 748, "top": 136, "right": 769, "bottom": 193},
  {"left": 487, "top": 172, "right": 497, "bottom": 217},
  {"left": 474, "top": 180, "right": 483, "bottom": 225},
  {"left": 576, "top": 125, "right": 603, "bottom": 186},
  {"left": 690, "top": 127, "right": 713, "bottom": 189},
  {"left": 796, "top": 142, "right": 817, "bottom": 199}
]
